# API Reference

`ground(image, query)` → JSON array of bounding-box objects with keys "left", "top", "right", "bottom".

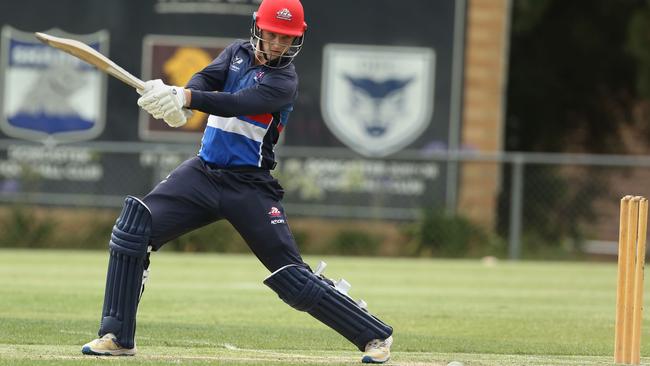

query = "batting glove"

[
  {"left": 137, "top": 80, "right": 186, "bottom": 120},
  {"left": 136, "top": 79, "right": 164, "bottom": 96},
  {"left": 163, "top": 108, "right": 193, "bottom": 128}
]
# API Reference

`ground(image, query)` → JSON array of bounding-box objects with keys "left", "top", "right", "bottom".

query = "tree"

[
  {"left": 507, "top": 0, "right": 646, "bottom": 153},
  {"left": 501, "top": 1, "right": 649, "bottom": 254}
]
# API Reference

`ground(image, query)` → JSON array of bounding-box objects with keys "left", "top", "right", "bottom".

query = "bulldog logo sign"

[
  {"left": 0, "top": 26, "right": 108, "bottom": 143},
  {"left": 321, "top": 44, "right": 435, "bottom": 157}
]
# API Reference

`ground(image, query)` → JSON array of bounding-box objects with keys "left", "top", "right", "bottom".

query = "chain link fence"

[
  {"left": 1, "top": 139, "right": 649, "bottom": 259},
  {"left": 498, "top": 154, "right": 650, "bottom": 259}
]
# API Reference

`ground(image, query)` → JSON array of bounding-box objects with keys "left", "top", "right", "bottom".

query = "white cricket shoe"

[
  {"left": 81, "top": 333, "right": 136, "bottom": 356},
  {"left": 361, "top": 335, "right": 393, "bottom": 363}
]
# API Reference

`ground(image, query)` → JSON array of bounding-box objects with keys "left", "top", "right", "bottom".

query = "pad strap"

[
  {"left": 98, "top": 196, "right": 152, "bottom": 349},
  {"left": 264, "top": 265, "right": 393, "bottom": 351}
]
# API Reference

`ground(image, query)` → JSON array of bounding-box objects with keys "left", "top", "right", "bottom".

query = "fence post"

[
  {"left": 508, "top": 155, "right": 525, "bottom": 259},
  {"left": 446, "top": 151, "right": 459, "bottom": 215}
]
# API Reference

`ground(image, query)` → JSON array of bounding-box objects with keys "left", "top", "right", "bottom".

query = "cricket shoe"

[
  {"left": 361, "top": 335, "right": 393, "bottom": 363},
  {"left": 81, "top": 333, "right": 136, "bottom": 356}
]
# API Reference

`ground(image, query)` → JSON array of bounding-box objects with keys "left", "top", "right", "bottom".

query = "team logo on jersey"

[
  {"left": 0, "top": 26, "right": 108, "bottom": 143},
  {"left": 268, "top": 206, "right": 282, "bottom": 216},
  {"left": 254, "top": 71, "right": 265, "bottom": 83},
  {"left": 231, "top": 56, "right": 243, "bottom": 71},
  {"left": 321, "top": 44, "right": 435, "bottom": 157},
  {"left": 276, "top": 8, "right": 292, "bottom": 21},
  {"left": 268, "top": 206, "right": 285, "bottom": 224}
]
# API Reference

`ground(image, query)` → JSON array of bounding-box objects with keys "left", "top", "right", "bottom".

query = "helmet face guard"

[{"left": 250, "top": 14, "right": 305, "bottom": 69}]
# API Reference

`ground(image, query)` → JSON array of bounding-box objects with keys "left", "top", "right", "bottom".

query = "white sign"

[
  {"left": 0, "top": 26, "right": 108, "bottom": 144},
  {"left": 321, "top": 44, "right": 435, "bottom": 157},
  {"left": 154, "top": 0, "right": 261, "bottom": 15}
]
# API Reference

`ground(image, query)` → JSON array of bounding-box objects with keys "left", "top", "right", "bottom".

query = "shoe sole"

[
  {"left": 361, "top": 355, "right": 390, "bottom": 364},
  {"left": 81, "top": 346, "right": 136, "bottom": 356}
]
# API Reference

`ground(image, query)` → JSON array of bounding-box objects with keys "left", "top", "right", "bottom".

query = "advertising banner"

[{"left": 0, "top": 0, "right": 465, "bottom": 218}]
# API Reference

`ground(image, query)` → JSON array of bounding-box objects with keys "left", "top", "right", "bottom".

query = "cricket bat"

[{"left": 34, "top": 32, "right": 145, "bottom": 90}]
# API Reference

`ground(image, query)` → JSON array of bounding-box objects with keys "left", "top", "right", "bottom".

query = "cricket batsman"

[{"left": 80, "top": 0, "right": 394, "bottom": 363}]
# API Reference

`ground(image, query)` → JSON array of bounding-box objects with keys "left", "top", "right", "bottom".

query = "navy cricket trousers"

[{"left": 142, "top": 157, "right": 304, "bottom": 272}]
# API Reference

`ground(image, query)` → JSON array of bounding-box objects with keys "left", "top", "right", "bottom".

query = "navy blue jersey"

[{"left": 186, "top": 40, "right": 297, "bottom": 169}]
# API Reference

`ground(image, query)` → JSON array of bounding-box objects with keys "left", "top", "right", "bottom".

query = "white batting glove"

[
  {"left": 163, "top": 108, "right": 193, "bottom": 128},
  {"left": 157, "top": 86, "right": 186, "bottom": 115},
  {"left": 137, "top": 79, "right": 168, "bottom": 119},
  {"left": 136, "top": 79, "right": 164, "bottom": 96},
  {"left": 137, "top": 80, "right": 186, "bottom": 120}
]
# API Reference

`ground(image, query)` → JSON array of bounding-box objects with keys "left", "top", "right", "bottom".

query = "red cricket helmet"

[
  {"left": 250, "top": 0, "right": 307, "bottom": 68},
  {"left": 255, "top": 0, "right": 307, "bottom": 37}
]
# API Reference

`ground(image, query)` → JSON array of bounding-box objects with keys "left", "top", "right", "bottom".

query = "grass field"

[{"left": 0, "top": 249, "right": 647, "bottom": 365}]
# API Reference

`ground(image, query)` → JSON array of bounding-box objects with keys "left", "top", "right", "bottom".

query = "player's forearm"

[{"left": 188, "top": 89, "right": 291, "bottom": 117}]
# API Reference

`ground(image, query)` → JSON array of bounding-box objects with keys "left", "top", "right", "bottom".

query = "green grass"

[{"left": 0, "top": 249, "right": 646, "bottom": 365}]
